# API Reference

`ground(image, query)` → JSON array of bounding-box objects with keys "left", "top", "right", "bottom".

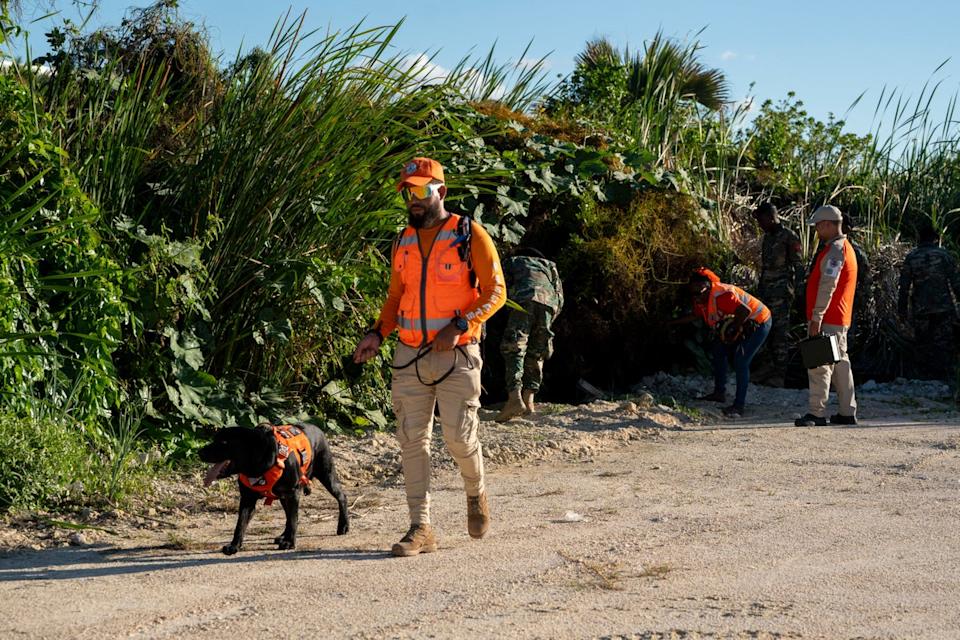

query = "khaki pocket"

[
  {"left": 453, "top": 398, "right": 481, "bottom": 443},
  {"left": 393, "top": 398, "right": 409, "bottom": 444},
  {"left": 463, "top": 344, "right": 483, "bottom": 370}
]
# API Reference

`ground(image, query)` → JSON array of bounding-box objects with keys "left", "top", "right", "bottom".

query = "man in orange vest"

[
  {"left": 670, "top": 268, "right": 772, "bottom": 418},
  {"left": 795, "top": 205, "right": 858, "bottom": 427},
  {"left": 352, "top": 157, "right": 506, "bottom": 557}
]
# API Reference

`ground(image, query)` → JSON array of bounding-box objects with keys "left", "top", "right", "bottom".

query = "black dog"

[{"left": 199, "top": 422, "right": 349, "bottom": 555}]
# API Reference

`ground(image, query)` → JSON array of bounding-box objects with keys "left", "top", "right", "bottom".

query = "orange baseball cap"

[{"left": 396, "top": 157, "right": 444, "bottom": 191}]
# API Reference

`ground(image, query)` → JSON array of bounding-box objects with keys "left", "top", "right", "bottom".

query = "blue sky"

[{"left": 12, "top": 0, "right": 960, "bottom": 135}]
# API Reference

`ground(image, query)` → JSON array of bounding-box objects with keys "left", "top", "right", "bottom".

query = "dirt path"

[{"left": 2, "top": 384, "right": 960, "bottom": 639}]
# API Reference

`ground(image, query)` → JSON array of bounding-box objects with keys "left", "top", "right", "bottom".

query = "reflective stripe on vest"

[
  {"left": 705, "top": 283, "right": 771, "bottom": 327},
  {"left": 393, "top": 213, "right": 481, "bottom": 347},
  {"left": 239, "top": 425, "right": 312, "bottom": 505}
]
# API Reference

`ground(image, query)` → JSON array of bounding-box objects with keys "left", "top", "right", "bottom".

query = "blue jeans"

[{"left": 712, "top": 318, "right": 772, "bottom": 409}]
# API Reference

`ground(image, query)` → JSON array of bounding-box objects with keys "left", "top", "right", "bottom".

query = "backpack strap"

[
  {"left": 453, "top": 215, "right": 478, "bottom": 288},
  {"left": 390, "top": 229, "right": 404, "bottom": 263}
]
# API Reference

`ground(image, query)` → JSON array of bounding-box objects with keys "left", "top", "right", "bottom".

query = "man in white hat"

[{"left": 795, "top": 204, "right": 859, "bottom": 427}]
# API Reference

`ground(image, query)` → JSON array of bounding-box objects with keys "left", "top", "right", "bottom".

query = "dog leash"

[{"left": 389, "top": 342, "right": 474, "bottom": 387}]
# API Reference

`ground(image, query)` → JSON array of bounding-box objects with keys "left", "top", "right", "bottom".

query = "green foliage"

[
  {"left": 0, "top": 73, "right": 128, "bottom": 423},
  {"left": 0, "top": 395, "right": 158, "bottom": 512},
  {"left": 539, "top": 189, "right": 725, "bottom": 389},
  {"left": 747, "top": 92, "right": 873, "bottom": 197},
  {"left": 2, "top": 0, "right": 959, "bottom": 476},
  {"left": 0, "top": 412, "right": 94, "bottom": 511},
  {"left": 102, "top": 403, "right": 145, "bottom": 503},
  {"left": 0, "top": 1, "right": 16, "bottom": 46},
  {"left": 547, "top": 31, "right": 730, "bottom": 164}
]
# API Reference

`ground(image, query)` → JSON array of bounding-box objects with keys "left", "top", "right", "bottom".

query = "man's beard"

[{"left": 407, "top": 202, "right": 443, "bottom": 229}]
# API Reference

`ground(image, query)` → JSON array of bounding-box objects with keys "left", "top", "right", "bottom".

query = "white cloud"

[
  {"left": 518, "top": 56, "right": 551, "bottom": 71},
  {"left": 1, "top": 58, "right": 53, "bottom": 75},
  {"left": 720, "top": 50, "right": 738, "bottom": 61},
  {"left": 399, "top": 52, "right": 507, "bottom": 101},
  {"left": 400, "top": 53, "right": 451, "bottom": 84}
]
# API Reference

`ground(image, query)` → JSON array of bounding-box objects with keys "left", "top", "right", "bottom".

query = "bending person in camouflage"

[
  {"left": 496, "top": 247, "right": 564, "bottom": 422},
  {"left": 752, "top": 203, "right": 804, "bottom": 387},
  {"left": 898, "top": 221, "right": 960, "bottom": 380}
]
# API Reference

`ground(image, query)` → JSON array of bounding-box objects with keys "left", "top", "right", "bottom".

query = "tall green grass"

[
  {"left": 855, "top": 69, "right": 960, "bottom": 241},
  {"left": 12, "top": 5, "right": 551, "bottom": 431},
  {"left": 0, "top": 71, "right": 127, "bottom": 423}
]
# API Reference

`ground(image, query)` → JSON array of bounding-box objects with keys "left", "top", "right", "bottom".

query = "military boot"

[
  {"left": 391, "top": 523, "right": 438, "bottom": 557},
  {"left": 495, "top": 389, "right": 527, "bottom": 422},
  {"left": 521, "top": 389, "right": 536, "bottom": 414},
  {"left": 467, "top": 492, "right": 490, "bottom": 539}
]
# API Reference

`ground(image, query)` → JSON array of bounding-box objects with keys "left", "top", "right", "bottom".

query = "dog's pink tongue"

[{"left": 203, "top": 461, "right": 230, "bottom": 487}]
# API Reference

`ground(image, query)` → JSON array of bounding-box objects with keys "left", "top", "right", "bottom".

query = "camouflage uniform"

[
  {"left": 847, "top": 240, "right": 873, "bottom": 348},
  {"left": 500, "top": 256, "right": 564, "bottom": 393},
  {"left": 897, "top": 242, "right": 960, "bottom": 379},
  {"left": 755, "top": 224, "right": 805, "bottom": 382}
]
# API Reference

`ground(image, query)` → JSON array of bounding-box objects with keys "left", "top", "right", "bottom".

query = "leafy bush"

[
  {"left": 0, "top": 412, "right": 97, "bottom": 511},
  {"left": 0, "top": 73, "right": 128, "bottom": 424}
]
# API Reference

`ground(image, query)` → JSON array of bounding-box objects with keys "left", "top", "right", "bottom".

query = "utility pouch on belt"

[{"left": 798, "top": 334, "right": 840, "bottom": 369}]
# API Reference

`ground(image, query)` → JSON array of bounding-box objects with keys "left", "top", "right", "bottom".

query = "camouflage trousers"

[
  {"left": 754, "top": 295, "right": 793, "bottom": 378},
  {"left": 500, "top": 300, "right": 556, "bottom": 393},
  {"left": 910, "top": 312, "right": 957, "bottom": 380}
]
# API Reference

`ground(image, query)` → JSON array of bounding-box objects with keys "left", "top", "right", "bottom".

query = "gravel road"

[{"left": 2, "top": 380, "right": 959, "bottom": 639}]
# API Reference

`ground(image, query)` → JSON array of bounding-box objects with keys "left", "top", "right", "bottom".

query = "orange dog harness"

[{"left": 239, "top": 425, "right": 313, "bottom": 505}]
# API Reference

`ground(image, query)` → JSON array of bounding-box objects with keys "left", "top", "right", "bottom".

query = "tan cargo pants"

[
  {"left": 807, "top": 324, "right": 857, "bottom": 417},
  {"left": 392, "top": 342, "right": 485, "bottom": 525}
]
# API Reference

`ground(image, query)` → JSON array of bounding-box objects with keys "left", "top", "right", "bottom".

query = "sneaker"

[
  {"left": 722, "top": 405, "right": 743, "bottom": 418},
  {"left": 794, "top": 413, "right": 827, "bottom": 427},
  {"left": 830, "top": 413, "right": 858, "bottom": 426},
  {"left": 698, "top": 391, "right": 727, "bottom": 403},
  {"left": 467, "top": 492, "right": 490, "bottom": 539},
  {"left": 391, "top": 524, "right": 438, "bottom": 557}
]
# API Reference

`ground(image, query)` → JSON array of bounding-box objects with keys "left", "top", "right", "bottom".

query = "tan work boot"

[
  {"left": 521, "top": 389, "right": 536, "bottom": 414},
  {"left": 391, "top": 524, "right": 438, "bottom": 557},
  {"left": 495, "top": 389, "right": 527, "bottom": 422},
  {"left": 467, "top": 492, "right": 490, "bottom": 539}
]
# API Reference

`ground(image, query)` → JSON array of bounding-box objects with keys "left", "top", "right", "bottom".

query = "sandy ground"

[{"left": 1, "top": 381, "right": 959, "bottom": 639}]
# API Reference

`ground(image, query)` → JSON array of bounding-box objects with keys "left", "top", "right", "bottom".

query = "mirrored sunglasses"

[{"left": 401, "top": 183, "right": 441, "bottom": 202}]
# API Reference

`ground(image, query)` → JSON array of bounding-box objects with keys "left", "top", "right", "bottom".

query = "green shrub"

[
  {"left": 0, "top": 73, "right": 129, "bottom": 424},
  {"left": 0, "top": 412, "right": 96, "bottom": 511}
]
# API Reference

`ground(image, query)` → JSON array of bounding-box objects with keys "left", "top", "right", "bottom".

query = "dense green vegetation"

[{"left": 1, "top": 1, "right": 958, "bottom": 511}]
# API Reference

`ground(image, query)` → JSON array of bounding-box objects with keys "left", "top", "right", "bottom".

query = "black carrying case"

[{"left": 798, "top": 334, "right": 841, "bottom": 369}]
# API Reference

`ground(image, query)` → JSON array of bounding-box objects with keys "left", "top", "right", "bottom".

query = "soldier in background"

[
  {"left": 841, "top": 213, "right": 873, "bottom": 349},
  {"left": 752, "top": 203, "right": 804, "bottom": 387},
  {"left": 897, "top": 221, "right": 960, "bottom": 380},
  {"left": 495, "top": 247, "right": 564, "bottom": 422}
]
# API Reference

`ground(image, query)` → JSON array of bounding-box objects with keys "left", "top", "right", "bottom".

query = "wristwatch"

[{"left": 451, "top": 317, "right": 469, "bottom": 332}]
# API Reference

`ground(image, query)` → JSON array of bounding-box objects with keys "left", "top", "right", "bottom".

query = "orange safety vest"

[
  {"left": 393, "top": 213, "right": 481, "bottom": 347},
  {"left": 701, "top": 282, "right": 771, "bottom": 328},
  {"left": 806, "top": 238, "right": 857, "bottom": 327},
  {"left": 239, "top": 425, "right": 312, "bottom": 505}
]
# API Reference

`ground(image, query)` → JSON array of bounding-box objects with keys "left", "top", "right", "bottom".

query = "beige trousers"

[
  {"left": 392, "top": 342, "right": 485, "bottom": 525},
  {"left": 807, "top": 324, "right": 857, "bottom": 417}
]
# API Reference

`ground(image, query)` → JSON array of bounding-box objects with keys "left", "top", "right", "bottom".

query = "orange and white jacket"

[{"left": 806, "top": 234, "right": 858, "bottom": 327}]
